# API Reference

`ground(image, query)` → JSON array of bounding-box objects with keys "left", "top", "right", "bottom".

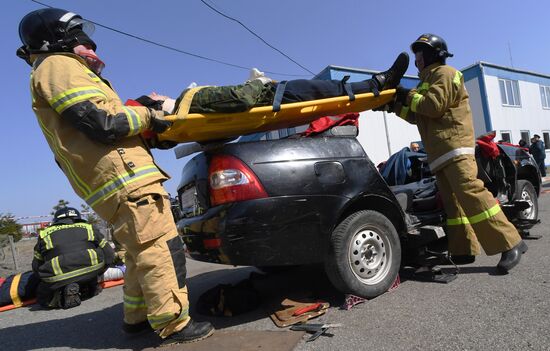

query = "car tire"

[
  {"left": 515, "top": 180, "right": 538, "bottom": 221},
  {"left": 325, "top": 210, "right": 401, "bottom": 299}
]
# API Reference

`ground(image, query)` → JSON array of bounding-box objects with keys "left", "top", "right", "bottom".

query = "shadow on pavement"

[
  {"left": 0, "top": 304, "right": 159, "bottom": 351},
  {"left": 0, "top": 265, "right": 342, "bottom": 350},
  {"left": 398, "top": 264, "right": 500, "bottom": 285},
  {"left": 186, "top": 265, "right": 343, "bottom": 330}
]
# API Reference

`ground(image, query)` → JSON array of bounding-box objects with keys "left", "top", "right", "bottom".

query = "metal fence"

[{"left": 0, "top": 235, "right": 19, "bottom": 271}]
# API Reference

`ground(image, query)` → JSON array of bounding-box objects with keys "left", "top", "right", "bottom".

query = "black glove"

[
  {"left": 395, "top": 85, "right": 411, "bottom": 105},
  {"left": 135, "top": 95, "right": 164, "bottom": 110},
  {"left": 149, "top": 110, "right": 173, "bottom": 134},
  {"left": 145, "top": 136, "right": 178, "bottom": 150}
]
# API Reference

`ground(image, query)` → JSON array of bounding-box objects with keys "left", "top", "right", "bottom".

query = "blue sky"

[{"left": 2, "top": 0, "right": 549, "bottom": 222}]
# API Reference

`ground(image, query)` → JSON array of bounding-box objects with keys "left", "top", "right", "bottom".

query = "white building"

[
  {"left": 313, "top": 62, "right": 550, "bottom": 167},
  {"left": 463, "top": 62, "right": 550, "bottom": 156}
]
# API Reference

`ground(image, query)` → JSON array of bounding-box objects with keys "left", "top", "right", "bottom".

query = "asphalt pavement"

[{"left": 1, "top": 186, "right": 549, "bottom": 351}]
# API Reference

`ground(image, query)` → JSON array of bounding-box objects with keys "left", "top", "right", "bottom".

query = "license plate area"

[{"left": 179, "top": 184, "right": 204, "bottom": 217}]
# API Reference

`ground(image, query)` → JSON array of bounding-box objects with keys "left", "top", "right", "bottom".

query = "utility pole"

[
  {"left": 507, "top": 41, "right": 514, "bottom": 68},
  {"left": 382, "top": 110, "right": 392, "bottom": 157}
]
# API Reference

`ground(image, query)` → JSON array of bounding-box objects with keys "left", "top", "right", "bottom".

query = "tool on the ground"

[
  {"left": 292, "top": 302, "right": 324, "bottom": 316},
  {"left": 290, "top": 323, "right": 343, "bottom": 342},
  {"left": 270, "top": 299, "right": 330, "bottom": 327}
]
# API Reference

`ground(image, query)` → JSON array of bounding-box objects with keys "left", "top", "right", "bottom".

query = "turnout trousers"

[
  {"left": 108, "top": 181, "right": 189, "bottom": 338},
  {"left": 435, "top": 155, "right": 522, "bottom": 256}
]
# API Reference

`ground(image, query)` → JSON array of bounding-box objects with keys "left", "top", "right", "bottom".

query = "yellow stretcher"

[{"left": 159, "top": 89, "right": 395, "bottom": 143}]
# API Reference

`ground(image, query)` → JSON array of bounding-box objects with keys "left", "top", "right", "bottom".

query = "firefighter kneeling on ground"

[
  {"left": 32, "top": 207, "right": 115, "bottom": 309},
  {"left": 386, "top": 33, "right": 527, "bottom": 273}
]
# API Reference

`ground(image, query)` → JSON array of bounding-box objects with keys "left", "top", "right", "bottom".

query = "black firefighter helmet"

[
  {"left": 411, "top": 33, "right": 453, "bottom": 66},
  {"left": 17, "top": 8, "right": 96, "bottom": 63},
  {"left": 52, "top": 207, "right": 86, "bottom": 224}
]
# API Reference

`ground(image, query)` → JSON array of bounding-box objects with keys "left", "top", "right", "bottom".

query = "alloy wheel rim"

[{"left": 520, "top": 189, "right": 535, "bottom": 219}]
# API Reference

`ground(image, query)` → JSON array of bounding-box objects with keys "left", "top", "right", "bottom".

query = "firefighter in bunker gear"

[
  {"left": 18, "top": 8, "right": 213, "bottom": 342},
  {"left": 32, "top": 207, "right": 115, "bottom": 309},
  {"left": 392, "top": 33, "right": 527, "bottom": 273}
]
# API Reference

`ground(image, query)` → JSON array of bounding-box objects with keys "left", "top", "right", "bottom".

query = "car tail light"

[
  {"left": 203, "top": 238, "right": 222, "bottom": 249},
  {"left": 209, "top": 155, "right": 268, "bottom": 206}
]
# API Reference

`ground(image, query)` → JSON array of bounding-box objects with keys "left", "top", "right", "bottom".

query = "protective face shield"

[
  {"left": 414, "top": 51, "right": 425, "bottom": 72},
  {"left": 65, "top": 16, "right": 96, "bottom": 38}
]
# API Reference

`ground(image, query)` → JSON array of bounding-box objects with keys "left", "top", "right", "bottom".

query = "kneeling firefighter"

[
  {"left": 32, "top": 207, "right": 115, "bottom": 308},
  {"left": 391, "top": 33, "right": 527, "bottom": 273}
]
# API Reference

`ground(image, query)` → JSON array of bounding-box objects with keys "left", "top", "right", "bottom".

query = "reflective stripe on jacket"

[
  {"left": 29, "top": 53, "right": 168, "bottom": 217},
  {"left": 395, "top": 63, "right": 475, "bottom": 172}
]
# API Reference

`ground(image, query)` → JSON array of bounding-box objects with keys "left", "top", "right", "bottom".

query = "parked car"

[{"left": 173, "top": 126, "right": 540, "bottom": 298}]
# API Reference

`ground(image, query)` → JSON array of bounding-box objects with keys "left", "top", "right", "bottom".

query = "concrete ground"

[{"left": 1, "top": 183, "right": 549, "bottom": 351}]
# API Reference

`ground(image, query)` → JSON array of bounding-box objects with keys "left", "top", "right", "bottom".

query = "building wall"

[
  {"left": 464, "top": 77, "right": 487, "bottom": 137},
  {"left": 485, "top": 75, "right": 550, "bottom": 162},
  {"left": 356, "top": 110, "right": 421, "bottom": 166},
  {"left": 323, "top": 67, "right": 422, "bottom": 166},
  {"left": 324, "top": 63, "right": 550, "bottom": 167}
]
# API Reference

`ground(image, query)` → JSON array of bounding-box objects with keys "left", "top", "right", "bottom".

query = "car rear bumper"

[{"left": 177, "top": 195, "right": 348, "bottom": 266}]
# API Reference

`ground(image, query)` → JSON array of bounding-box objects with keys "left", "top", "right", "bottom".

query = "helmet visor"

[{"left": 66, "top": 18, "right": 95, "bottom": 36}]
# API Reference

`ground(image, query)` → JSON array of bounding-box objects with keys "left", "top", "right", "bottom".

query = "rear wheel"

[
  {"left": 325, "top": 210, "right": 401, "bottom": 299},
  {"left": 515, "top": 180, "right": 538, "bottom": 221}
]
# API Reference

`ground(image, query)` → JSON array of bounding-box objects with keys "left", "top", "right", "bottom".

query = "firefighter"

[
  {"left": 32, "top": 207, "right": 115, "bottom": 309},
  {"left": 391, "top": 33, "right": 527, "bottom": 273},
  {"left": 17, "top": 8, "right": 213, "bottom": 345}
]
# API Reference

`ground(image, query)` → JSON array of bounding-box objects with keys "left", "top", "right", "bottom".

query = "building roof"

[
  {"left": 315, "top": 64, "right": 419, "bottom": 80},
  {"left": 462, "top": 61, "right": 550, "bottom": 80}
]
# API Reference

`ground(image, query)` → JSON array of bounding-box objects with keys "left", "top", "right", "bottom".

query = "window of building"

[
  {"left": 498, "top": 79, "right": 521, "bottom": 106},
  {"left": 540, "top": 86, "right": 550, "bottom": 109},
  {"left": 500, "top": 131, "right": 511, "bottom": 143},
  {"left": 520, "top": 130, "right": 530, "bottom": 145},
  {"left": 543, "top": 131, "right": 550, "bottom": 150}
]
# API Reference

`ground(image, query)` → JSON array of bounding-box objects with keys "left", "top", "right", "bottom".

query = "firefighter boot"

[
  {"left": 122, "top": 321, "right": 154, "bottom": 335},
  {"left": 372, "top": 52, "right": 410, "bottom": 90},
  {"left": 61, "top": 283, "right": 81, "bottom": 309},
  {"left": 161, "top": 319, "right": 214, "bottom": 346},
  {"left": 497, "top": 240, "right": 528, "bottom": 273},
  {"left": 449, "top": 255, "right": 476, "bottom": 265}
]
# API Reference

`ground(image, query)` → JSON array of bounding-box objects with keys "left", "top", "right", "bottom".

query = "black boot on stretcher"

[{"left": 373, "top": 52, "right": 409, "bottom": 90}]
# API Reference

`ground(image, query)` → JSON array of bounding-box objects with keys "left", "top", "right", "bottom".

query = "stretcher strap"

[
  {"left": 272, "top": 81, "right": 288, "bottom": 112},
  {"left": 9, "top": 274, "right": 23, "bottom": 307},
  {"left": 175, "top": 87, "right": 205, "bottom": 118},
  {"left": 341, "top": 75, "right": 356, "bottom": 102}
]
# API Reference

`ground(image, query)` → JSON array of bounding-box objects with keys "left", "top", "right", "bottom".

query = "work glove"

[
  {"left": 395, "top": 85, "right": 411, "bottom": 105},
  {"left": 135, "top": 95, "right": 164, "bottom": 110},
  {"left": 149, "top": 110, "right": 173, "bottom": 134},
  {"left": 145, "top": 135, "right": 178, "bottom": 150}
]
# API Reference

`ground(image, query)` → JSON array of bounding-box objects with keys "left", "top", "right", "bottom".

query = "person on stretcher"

[{"left": 144, "top": 52, "right": 409, "bottom": 116}]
